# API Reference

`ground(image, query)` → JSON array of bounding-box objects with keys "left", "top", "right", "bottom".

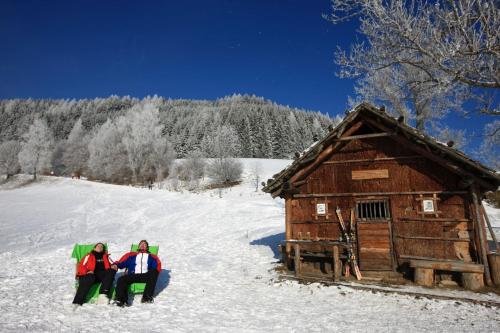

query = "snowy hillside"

[{"left": 0, "top": 159, "right": 499, "bottom": 332}]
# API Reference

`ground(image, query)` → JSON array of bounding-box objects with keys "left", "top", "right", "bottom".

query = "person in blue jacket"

[{"left": 113, "top": 240, "right": 161, "bottom": 307}]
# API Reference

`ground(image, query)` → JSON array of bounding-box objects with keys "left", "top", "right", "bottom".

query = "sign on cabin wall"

[
  {"left": 351, "top": 169, "right": 389, "bottom": 180},
  {"left": 316, "top": 203, "right": 326, "bottom": 215},
  {"left": 422, "top": 200, "right": 435, "bottom": 212}
]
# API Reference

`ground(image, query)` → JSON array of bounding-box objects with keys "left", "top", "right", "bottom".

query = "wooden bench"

[
  {"left": 409, "top": 260, "right": 484, "bottom": 290},
  {"left": 287, "top": 240, "right": 350, "bottom": 281}
]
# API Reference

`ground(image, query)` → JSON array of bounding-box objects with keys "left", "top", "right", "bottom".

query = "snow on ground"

[{"left": 0, "top": 158, "right": 499, "bottom": 332}]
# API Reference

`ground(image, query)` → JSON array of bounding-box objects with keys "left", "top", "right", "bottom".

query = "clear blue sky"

[
  {"left": 0, "top": 0, "right": 357, "bottom": 116},
  {"left": 0, "top": 0, "right": 491, "bottom": 151}
]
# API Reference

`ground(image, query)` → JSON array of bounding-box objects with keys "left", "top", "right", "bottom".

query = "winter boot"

[{"left": 141, "top": 296, "right": 154, "bottom": 304}]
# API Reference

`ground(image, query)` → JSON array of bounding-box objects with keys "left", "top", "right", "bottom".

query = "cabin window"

[{"left": 356, "top": 200, "right": 390, "bottom": 221}]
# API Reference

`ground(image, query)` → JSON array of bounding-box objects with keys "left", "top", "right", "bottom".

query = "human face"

[
  {"left": 94, "top": 243, "right": 104, "bottom": 253},
  {"left": 139, "top": 241, "right": 148, "bottom": 251}
]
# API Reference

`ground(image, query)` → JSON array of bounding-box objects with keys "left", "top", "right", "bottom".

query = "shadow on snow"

[{"left": 250, "top": 232, "right": 285, "bottom": 260}]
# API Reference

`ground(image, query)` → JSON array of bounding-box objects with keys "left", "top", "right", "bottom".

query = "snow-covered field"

[{"left": 0, "top": 159, "right": 499, "bottom": 332}]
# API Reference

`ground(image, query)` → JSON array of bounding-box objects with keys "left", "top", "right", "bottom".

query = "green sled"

[
  {"left": 127, "top": 244, "right": 160, "bottom": 294},
  {"left": 71, "top": 243, "right": 109, "bottom": 304}
]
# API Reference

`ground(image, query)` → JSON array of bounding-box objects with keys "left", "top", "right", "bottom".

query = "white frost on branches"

[{"left": 18, "top": 118, "right": 54, "bottom": 179}]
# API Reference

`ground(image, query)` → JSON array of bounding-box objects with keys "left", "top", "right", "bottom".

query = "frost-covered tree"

[
  {"left": 0, "top": 95, "right": 334, "bottom": 161},
  {"left": 119, "top": 103, "right": 173, "bottom": 183},
  {"left": 347, "top": 65, "right": 468, "bottom": 131},
  {"left": 150, "top": 137, "right": 176, "bottom": 182},
  {"left": 207, "top": 158, "right": 243, "bottom": 185},
  {"left": 206, "top": 125, "right": 243, "bottom": 184},
  {"left": 88, "top": 120, "right": 130, "bottom": 182},
  {"left": 479, "top": 120, "right": 500, "bottom": 170},
  {"left": 327, "top": 0, "right": 499, "bottom": 115},
  {"left": 51, "top": 141, "right": 66, "bottom": 176},
  {"left": 178, "top": 150, "right": 206, "bottom": 181},
  {"left": 250, "top": 161, "right": 262, "bottom": 192},
  {"left": 18, "top": 118, "right": 54, "bottom": 179},
  {"left": 63, "top": 118, "right": 90, "bottom": 177},
  {"left": 429, "top": 123, "right": 467, "bottom": 150},
  {"left": 0, "top": 140, "right": 21, "bottom": 178},
  {"left": 327, "top": 0, "right": 499, "bottom": 165}
]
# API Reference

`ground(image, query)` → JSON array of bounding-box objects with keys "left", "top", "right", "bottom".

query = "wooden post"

[
  {"left": 294, "top": 243, "right": 301, "bottom": 277},
  {"left": 332, "top": 245, "right": 340, "bottom": 281},
  {"left": 462, "top": 272, "right": 484, "bottom": 290},
  {"left": 487, "top": 253, "right": 500, "bottom": 286},
  {"left": 414, "top": 268, "right": 434, "bottom": 287},
  {"left": 285, "top": 198, "right": 292, "bottom": 268},
  {"left": 471, "top": 186, "right": 492, "bottom": 286}
]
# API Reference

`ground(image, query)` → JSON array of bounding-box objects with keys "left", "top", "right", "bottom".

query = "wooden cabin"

[{"left": 262, "top": 103, "right": 500, "bottom": 290}]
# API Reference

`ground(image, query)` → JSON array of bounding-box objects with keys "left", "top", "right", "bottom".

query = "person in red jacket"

[{"left": 72, "top": 242, "right": 117, "bottom": 306}]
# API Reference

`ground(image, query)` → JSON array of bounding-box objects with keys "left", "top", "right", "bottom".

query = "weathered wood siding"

[{"left": 286, "top": 133, "right": 477, "bottom": 271}]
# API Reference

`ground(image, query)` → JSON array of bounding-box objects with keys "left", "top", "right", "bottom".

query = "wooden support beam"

[
  {"left": 414, "top": 268, "right": 434, "bottom": 287},
  {"left": 334, "top": 132, "right": 395, "bottom": 141},
  {"left": 398, "top": 217, "right": 470, "bottom": 223},
  {"left": 285, "top": 199, "right": 293, "bottom": 255},
  {"left": 471, "top": 186, "right": 492, "bottom": 286},
  {"left": 399, "top": 255, "right": 464, "bottom": 262},
  {"left": 294, "top": 243, "right": 301, "bottom": 278},
  {"left": 409, "top": 260, "right": 484, "bottom": 273},
  {"left": 292, "top": 179, "right": 307, "bottom": 187},
  {"left": 462, "top": 272, "right": 484, "bottom": 290},
  {"left": 333, "top": 245, "right": 340, "bottom": 281},
  {"left": 324, "top": 156, "right": 423, "bottom": 165},
  {"left": 293, "top": 191, "right": 468, "bottom": 198},
  {"left": 395, "top": 235, "right": 470, "bottom": 242}
]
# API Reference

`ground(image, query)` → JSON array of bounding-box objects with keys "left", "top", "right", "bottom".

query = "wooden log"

[
  {"left": 285, "top": 199, "right": 292, "bottom": 260},
  {"left": 461, "top": 272, "right": 484, "bottom": 290},
  {"left": 294, "top": 243, "right": 301, "bottom": 277},
  {"left": 395, "top": 235, "right": 470, "bottom": 242},
  {"left": 293, "top": 191, "right": 468, "bottom": 198},
  {"left": 409, "top": 259, "right": 484, "bottom": 273},
  {"left": 471, "top": 186, "right": 492, "bottom": 286},
  {"left": 333, "top": 245, "right": 340, "bottom": 281},
  {"left": 323, "top": 155, "right": 423, "bottom": 164},
  {"left": 400, "top": 255, "right": 460, "bottom": 262},
  {"left": 487, "top": 253, "right": 500, "bottom": 287},
  {"left": 334, "top": 132, "right": 395, "bottom": 141},
  {"left": 414, "top": 268, "right": 434, "bottom": 287}
]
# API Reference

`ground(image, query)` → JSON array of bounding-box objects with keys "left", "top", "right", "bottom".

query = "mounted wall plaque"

[
  {"left": 351, "top": 169, "right": 389, "bottom": 180},
  {"left": 422, "top": 200, "right": 435, "bottom": 212},
  {"left": 316, "top": 203, "right": 326, "bottom": 215}
]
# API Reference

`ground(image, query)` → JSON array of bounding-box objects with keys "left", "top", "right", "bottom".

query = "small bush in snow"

[{"left": 207, "top": 158, "right": 243, "bottom": 184}]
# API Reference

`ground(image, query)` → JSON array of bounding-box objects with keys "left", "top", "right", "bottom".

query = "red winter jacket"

[{"left": 76, "top": 252, "right": 112, "bottom": 276}]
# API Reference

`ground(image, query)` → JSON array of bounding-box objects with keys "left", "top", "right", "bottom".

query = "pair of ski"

[{"left": 335, "top": 207, "right": 362, "bottom": 280}]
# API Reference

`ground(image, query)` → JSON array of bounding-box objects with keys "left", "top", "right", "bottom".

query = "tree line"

[{"left": 0, "top": 94, "right": 334, "bottom": 185}]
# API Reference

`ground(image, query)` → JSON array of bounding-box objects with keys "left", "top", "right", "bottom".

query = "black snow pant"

[
  {"left": 115, "top": 270, "right": 159, "bottom": 303},
  {"left": 73, "top": 269, "right": 116, "bottom": 305}
]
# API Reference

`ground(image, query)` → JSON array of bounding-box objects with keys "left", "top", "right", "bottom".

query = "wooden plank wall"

[{"left": 286, "top": 132, "right": 478, "bottom": 270}]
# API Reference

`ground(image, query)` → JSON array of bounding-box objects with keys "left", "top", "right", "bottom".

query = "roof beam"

[{"left": 334, "top": 132, "right": 395, "bottom": 141}]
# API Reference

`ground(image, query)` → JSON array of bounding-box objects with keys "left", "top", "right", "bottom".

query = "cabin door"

[{"left": 355, "top": 199, "right": 393, "bottom": 271}]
